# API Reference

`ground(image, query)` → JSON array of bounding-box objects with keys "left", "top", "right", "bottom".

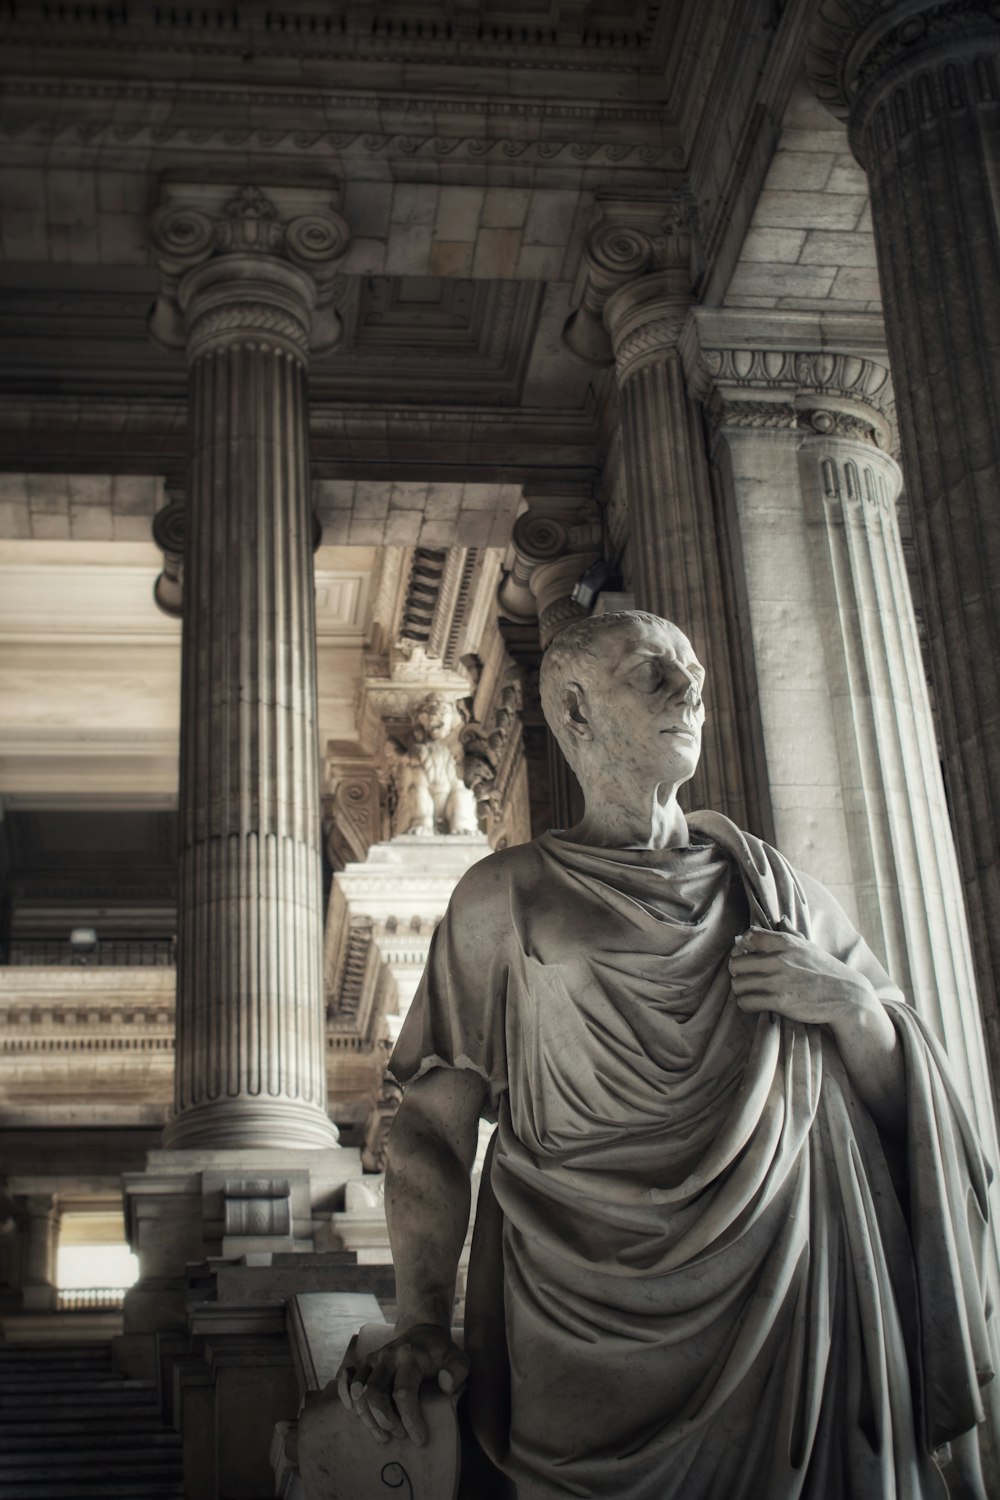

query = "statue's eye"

[{"left": 632, "top": 660, "right": 660, "bottom": 692}]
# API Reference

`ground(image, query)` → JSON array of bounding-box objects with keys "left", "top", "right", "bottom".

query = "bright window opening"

[{"left": 56, "top": 1244, "right": 139, "bottom": 1292}]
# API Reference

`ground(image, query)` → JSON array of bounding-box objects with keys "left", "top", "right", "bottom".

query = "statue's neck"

[{"left": 561, "top": 782, "right": 690, "bottom": 851}]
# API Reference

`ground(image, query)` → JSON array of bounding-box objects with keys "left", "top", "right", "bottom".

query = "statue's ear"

[{"left": 562, "top": 682, "right": 593, "bottom": 740}]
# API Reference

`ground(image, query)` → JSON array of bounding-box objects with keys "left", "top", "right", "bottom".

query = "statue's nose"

[{"left": 664, "top": 661, "right": 700, "bottom": 705}]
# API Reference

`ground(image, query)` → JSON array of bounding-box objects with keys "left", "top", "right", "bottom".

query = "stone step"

[
  {"left": 0, "top": 1432, "right": 181, "bottom": 1453},
  {"left": 0, "top": 1343, "right": 181, "bottom": 1498},
  {"left": 0, "top": 1420, "right": 172, "bottom": 1439},
  {"left": 0, "top": 1345, "right": 110, "bottom": 1361},
  {"left": 0, "top": 1376, "right": 150, "bottom": 1392},
  {"left": 0, "top": 1382, "right": 156, "bottom": 1399},
  {"left": 0, "top": 1484, "right": 183, "bottom": 1500},
  {"left": 0, "top": 1458, "right": 182, "bottom": 1482},
  {"left": 0, "top": 1400, "right": 161, "bottom": 1419},
  {"left": 0, "top": 1355, "right": 112, "bottom": 1372}
]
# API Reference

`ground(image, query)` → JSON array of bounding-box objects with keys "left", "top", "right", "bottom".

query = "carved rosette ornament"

[
  {"left": 807, "top": 1, "right": 1000, "bottom": 1090},
  {"left": 152, "top": 183, "right": 351, "bottom": 1152}
]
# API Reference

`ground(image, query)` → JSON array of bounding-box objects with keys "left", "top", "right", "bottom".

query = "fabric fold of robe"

[{"left": 389, "top": 813, "right": 993, "bottom": 1500}]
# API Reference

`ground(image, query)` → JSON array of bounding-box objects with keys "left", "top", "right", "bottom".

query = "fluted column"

[
  {"left": 150, "top": 185, "right": 349, "bottom": 1150},
  {"left": 497, "top": 492, "right": 600, "bottom": 832},
  {"left": 809, "top": 0, "right": 1000, "bottom": 1085},
  {"left": 687, "top": 308, "right": 1000, "bottom": 1193},
  {"left": 564, "top": 203, "right": 763, "bottom": 829}
]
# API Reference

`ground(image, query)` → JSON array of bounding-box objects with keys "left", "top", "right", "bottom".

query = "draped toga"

[{"left": 389, "top": 814, "right": 994, "bottom": 1500}]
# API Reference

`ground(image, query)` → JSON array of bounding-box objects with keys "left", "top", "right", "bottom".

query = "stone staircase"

[{"left": 0, "top": 1342, "right": 183, "bottom": 1499}]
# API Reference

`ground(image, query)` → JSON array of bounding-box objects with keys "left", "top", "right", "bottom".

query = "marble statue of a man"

[{"left": 340, "top": 612, "right": 994, "bottom": 1499}]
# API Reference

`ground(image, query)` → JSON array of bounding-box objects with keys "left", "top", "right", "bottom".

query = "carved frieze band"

[
  {"left": 693, "top": 345, "right": 896, "bottom": 447},
  {"left": 612, "top": 312, "right": 689, "bottom": 381},
  {"left": 185, "top": 301, "right": 312, "bottom": 362}
]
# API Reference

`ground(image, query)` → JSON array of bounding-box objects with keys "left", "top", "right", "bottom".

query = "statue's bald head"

[{"left": 540, "top": 610, "right": 688, "bottom": 774}]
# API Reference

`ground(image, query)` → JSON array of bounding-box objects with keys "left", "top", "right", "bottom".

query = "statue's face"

[
  {"left": 578, "top": 617, "right": 705, "bottom": 787},
  {"left": 415, "top": 696, "right": 452, "bottom": 741}
]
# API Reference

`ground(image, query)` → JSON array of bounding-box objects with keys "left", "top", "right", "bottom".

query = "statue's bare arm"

[{"left": 336, "top": 1065, "right": 487, "bottom": 1445}]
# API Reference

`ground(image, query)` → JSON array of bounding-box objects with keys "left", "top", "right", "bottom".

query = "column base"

[{"left": 163, "top": 1098, "right": 340, "bottom": 1152}]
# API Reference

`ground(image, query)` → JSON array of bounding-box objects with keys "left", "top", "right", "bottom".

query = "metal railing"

[{"left": 6, "top": 939, "right": 176, "bottom": 968}]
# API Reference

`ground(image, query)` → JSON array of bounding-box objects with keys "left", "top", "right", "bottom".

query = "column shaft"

[
  {"left": 812, "top": 2, "right": 1000, "bottom": 1084},
  {"left": 166, "top": 266, "right": 334, "bottom": 1150},
  {"left": 615, "top": 343, "right": 763, "bottom": 828}
]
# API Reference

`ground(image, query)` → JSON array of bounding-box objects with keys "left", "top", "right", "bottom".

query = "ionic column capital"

[
  {"left": 562, "top": 196, "right": 693, "bottom": 368},
  {"left": 681, "top": 308, "right": 897, "bottom": 450},
  {"left": 497, "top": 488, "right": 603, "bottom": 646},
  {"left": 809, "top": 0, "right": 1000, "bottom": 157},
  {"left": 149, "top": 182, "right": 350, "bottom": 360}
]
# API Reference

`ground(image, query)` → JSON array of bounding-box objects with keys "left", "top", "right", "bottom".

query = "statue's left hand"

[{"left": 728, "top": 926, "right": 880, "bottom": 1032}]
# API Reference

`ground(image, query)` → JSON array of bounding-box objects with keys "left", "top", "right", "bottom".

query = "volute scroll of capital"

[
  {"left": 149, "top": 182, "right": 351, "bottom": 357},
  {"left": 510, "top": 512, "right": 571, "bottom": 565},
  {"left": 562, "top": 198, "right": 693, "bottom": 367}
]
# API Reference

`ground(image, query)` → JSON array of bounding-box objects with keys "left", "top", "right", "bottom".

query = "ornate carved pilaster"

[
  {"left": 563, "top": 202, "right": 760, "bottom": 827},
  {"left": 808, "top": 0, "right": 1000, "bottom": 1088},
  {"left": 151, "top": 183, "right": 349, "bottom": 1151},
  {"left": 686, "top": 307, "right": 999, "bottom": 1200}
]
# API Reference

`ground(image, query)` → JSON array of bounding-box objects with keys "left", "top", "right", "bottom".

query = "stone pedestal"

[
  {"left": 328, "top": 834, "right": 492, "bottom": 1042},
  {"left": 119, "top": 1148, "right": 363, "bottom": 1376},
  {"left": 810, "top": 0, "right": 1000, "bottom": 1090}
]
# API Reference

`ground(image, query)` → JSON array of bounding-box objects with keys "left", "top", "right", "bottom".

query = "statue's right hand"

[{"left": 334, "top": 1323, "right": 469, "bottom": 1447}]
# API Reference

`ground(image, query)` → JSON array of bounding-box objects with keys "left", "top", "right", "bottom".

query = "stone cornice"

[{"left": 0, "top": 82, "right": 684, "bottom": 175}]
